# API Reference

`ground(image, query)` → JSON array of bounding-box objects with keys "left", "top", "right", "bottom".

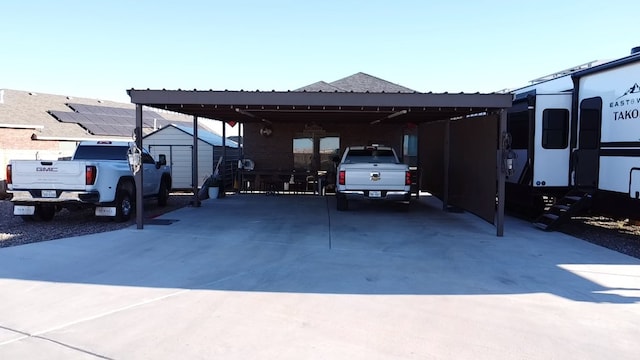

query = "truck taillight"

[
  {"left": 6, "top": 165, "right": 11, "bottom": 185},
  {"left": 86, "top": 166, "right": 97, "bottom": 185},
  {"left": 405, "top": 171, "right": 412, "bottom": 186},
  {"left": 339, "top": 170, "right": 346, "bottom": 185}
]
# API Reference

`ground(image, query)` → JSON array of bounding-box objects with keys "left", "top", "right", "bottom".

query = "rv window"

[
  {"left": 542, "top": 109, "right": 569, "bottom": 149},
  {"left": 507, "top": 111, "right": 529, "bottom": 149}
]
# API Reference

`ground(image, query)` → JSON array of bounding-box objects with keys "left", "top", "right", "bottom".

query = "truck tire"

[
  {"left": 114, "top": 190, "right": 132, "bottom": 222},
  {"left": 336, "top": 193, "right": 348, "bottom": 211},
  {"left": 158, "top": 178, "right": 170, "bottom": 207}
]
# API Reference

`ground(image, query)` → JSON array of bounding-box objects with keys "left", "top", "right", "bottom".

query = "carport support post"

[
  {"left": 442, "top": 119, "right": 450, "bottom": 211},
  {"left": 221, "top": 120, "right": 226, "bottom": 198},
  {"left": 496, "top": 110, "right": 507, "bottom": 237},
  {"left": 135, "top": 105, "right": 144, "bottom": 229},
  {"left": 192, "top": 116, "right": 201, "bottom": 207}
]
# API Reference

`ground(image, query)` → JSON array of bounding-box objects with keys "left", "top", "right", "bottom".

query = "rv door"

[{"left": 573, "top": 97, "right": 602, "bottom": 188}]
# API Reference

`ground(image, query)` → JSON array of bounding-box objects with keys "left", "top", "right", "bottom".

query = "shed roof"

[{"left": 145, "top": 123, "right": 238, "bottom": 148}]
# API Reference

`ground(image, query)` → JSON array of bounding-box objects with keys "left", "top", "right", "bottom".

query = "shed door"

[{"left": 149, "top": 145, "right": 194, "bottom": 189}]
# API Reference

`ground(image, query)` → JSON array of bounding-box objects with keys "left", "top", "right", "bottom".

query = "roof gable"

[
  {"left": 329, "top": 72, "right": 416, "bottom": 93},
  {"left": 295, "top": 81, "right": 343, "bottom": 92},
  {"left": 295, "top": 72, "right": 417, "bottom": 93}
]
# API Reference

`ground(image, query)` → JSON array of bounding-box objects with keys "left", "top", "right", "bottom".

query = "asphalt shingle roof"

[
  {"left": 295, "top": 72, "right": 417, "bottom": 93},
  {"left": 0, "top": 89, "right": 204, "bottom": 140}
]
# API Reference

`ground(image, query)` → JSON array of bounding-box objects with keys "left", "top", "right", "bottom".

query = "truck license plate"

[
  {"left": 369, "top": 190, "right": 381, "bottom": 198},
  {"left": 95, "top": 207, "right": 116, "bottom": 217},
  {"left": 41, "top": 190, "right": 57, "bottom": 198},
  {"left": 14, "top": 205, "right": 35, "bottom": 215}
]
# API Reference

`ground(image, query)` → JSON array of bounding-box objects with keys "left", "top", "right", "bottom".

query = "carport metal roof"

[
  {"left": 127, "top": 89, "right": 512, "bottom": 125},
  {"left": 127, "top": 89, "right": 512, "bottom": 236}
]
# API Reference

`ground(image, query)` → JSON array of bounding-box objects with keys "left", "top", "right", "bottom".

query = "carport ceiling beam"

[
  {"left": 235, "top": 108, "right": 272, "bottom": 125},
  {"left": 370, "top": 109, "right": 408, "bottom": 125}
]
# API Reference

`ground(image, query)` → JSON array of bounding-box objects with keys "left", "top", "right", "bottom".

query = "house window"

[
  {"left": 319, "top": 136, "right": 340, "bottom": 172},
  {"left": 293, "top": 135, "right": 340, "bottom": 172},
  {"left": 542, "top": 109, "right": 569, "bottom": 149},
  {"left": 293, "top": 137, "right": 313, "bottom": 170}
]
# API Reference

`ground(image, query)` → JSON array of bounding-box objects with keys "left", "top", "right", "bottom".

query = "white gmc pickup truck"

[
  {"left": 335, "top": 145, "right": 411, "bottom": 211},
  {"left": 6, "top": 141, "right": 171, "bottom": 222}
]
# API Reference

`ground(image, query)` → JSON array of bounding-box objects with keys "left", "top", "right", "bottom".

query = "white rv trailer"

[{"left": 506, "top": 47, "right": 640, "bottom": 222}]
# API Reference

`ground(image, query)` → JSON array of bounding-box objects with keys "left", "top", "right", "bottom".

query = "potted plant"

[{"left": 205, "top": 174, "right": 221, "bottom": 199}]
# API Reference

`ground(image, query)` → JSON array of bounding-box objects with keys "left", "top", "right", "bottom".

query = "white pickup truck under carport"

[{"left": 335, "top": 145, "right": 411, "bottom": 210}]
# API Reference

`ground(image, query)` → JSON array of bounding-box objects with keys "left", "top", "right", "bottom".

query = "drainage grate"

[{"left": 144, "top": 219, "right": 179, "bottom": 225}]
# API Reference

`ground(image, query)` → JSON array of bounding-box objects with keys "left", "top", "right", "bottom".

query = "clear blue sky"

[{"left": 2, "top": 0, "right": 639, "bottom": 103}]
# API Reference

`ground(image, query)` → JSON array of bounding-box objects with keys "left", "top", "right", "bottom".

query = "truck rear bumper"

[
  {"left": 9, "top": 190, "right": 100, "bottom": 205},
  {"left": 340, "top": 190, "right": 410, "bottom": 201}
]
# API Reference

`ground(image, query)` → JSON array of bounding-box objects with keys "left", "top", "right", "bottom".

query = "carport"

[{"left": 127, "top": 89, "right": 512, "bottom": 235}]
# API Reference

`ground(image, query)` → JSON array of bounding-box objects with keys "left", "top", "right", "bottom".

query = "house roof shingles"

[
  {"left": 0, "top": 89, "right": 202, "bottom": 140},
  {"left": 295, "top": 72, "right": 416, "bottom": 93}
]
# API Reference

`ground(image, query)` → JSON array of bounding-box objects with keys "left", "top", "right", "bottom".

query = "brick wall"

[
  {"left": 243, "top": 122, "right": 403, "bottom": 171},
  {"left": 0, "top": 128, "right": 62, "bottom": 188},
  {"left": 0, "top": 128, "right": 60, "bottom": 150}
]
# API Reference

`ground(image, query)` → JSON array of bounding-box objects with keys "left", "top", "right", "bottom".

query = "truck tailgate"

[
  {"left": 343, "top": 163, "right": 407, "bottom": 189},
  {"left": 11, "top": 160, "right": 88, "bottom": 190}
]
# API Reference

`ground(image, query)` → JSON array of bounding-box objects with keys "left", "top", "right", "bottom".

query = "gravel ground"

[
  {"left": 0, "top": 193, "right": 196, "bottom": 248},
  {"left": 1, "top": 195, "right": 639, "bottom": 259},
  {"left": 557, "top": 216, "right": 640, "bottom": 259}
]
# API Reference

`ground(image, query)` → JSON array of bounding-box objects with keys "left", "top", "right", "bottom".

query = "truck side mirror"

[{"left": 157, "top": 154, "right": 167, "bottom": 167}]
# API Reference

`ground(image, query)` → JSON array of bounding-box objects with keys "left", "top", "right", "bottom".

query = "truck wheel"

[
  {"left": 336, "top": 193, "right": 348, "bottom": 211},
  {"left": 114, "top": 190, "right": 132, "bottom": 222},
  {"left": 34, "top": 205, "right": 56, "bottom": 221},
  {"left": 158, "top": 178, "right": 170, "bottom": 207}
]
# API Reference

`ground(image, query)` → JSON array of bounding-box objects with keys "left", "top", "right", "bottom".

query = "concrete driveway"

[{"left": 1, "top": 194, "right": 639, "bottom": 359}]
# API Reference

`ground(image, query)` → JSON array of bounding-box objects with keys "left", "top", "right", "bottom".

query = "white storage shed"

[{"left": 143, "top": 124, "right": 239, "bottom": 189}]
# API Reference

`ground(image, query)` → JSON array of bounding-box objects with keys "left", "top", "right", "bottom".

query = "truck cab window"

[{"left": 141, "top": 152, "right": 155, "bottom": 164}]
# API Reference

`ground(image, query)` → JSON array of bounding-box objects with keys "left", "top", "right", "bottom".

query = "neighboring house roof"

[
  {"left": 145, "top": 124, "right": 238, "bottom": 148},
  {"left": 0, "top": 89, "right": 205, "bottom": 141},
  {"left": 295, "top": 72, "right": 417, "bottom": 93},
  {"left": 49, "top": 103, "right": 182, "bottom": 138},
  {"left": 296, "top": 81, "right": 344, "bottom": 92}
]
